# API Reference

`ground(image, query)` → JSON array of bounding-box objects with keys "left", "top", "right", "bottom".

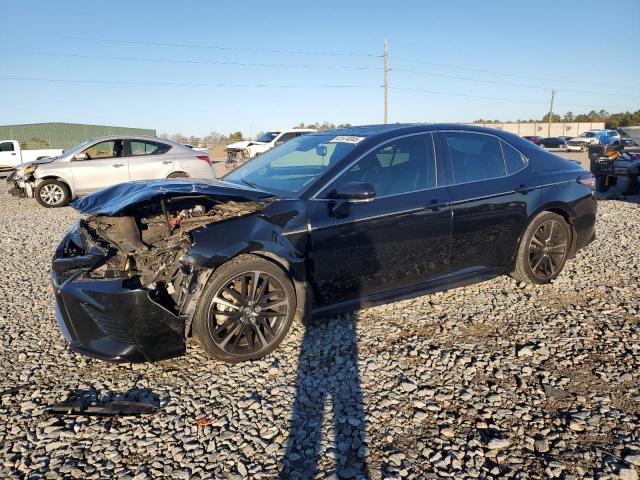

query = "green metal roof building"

[{"left": 0, "top": 122, "right": 156, "bottom": 150}]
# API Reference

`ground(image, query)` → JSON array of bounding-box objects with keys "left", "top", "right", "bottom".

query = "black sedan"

[
  {"left": 51, "top": 124, "right": 597, "bottom": 363},
  {"left": 539, "top": 137, "right": 569, "bottom": 150}
]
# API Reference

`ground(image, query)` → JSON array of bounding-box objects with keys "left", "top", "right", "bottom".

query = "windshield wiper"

[{"left": 239, "top": 177, "right": 257, "bottom": 189}]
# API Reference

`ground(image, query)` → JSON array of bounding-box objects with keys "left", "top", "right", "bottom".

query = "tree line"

[
  {"left": 163, "top": 110, "right": 639, "bottom": 146},
  {"left": 473, "top": 109, "right": 640, "bottom": 130}
]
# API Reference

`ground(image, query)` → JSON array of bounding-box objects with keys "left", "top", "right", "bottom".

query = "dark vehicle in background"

[
  {"left": 51, "top": 124, "right": 597, "bottom": 364},
  {"left": 559, "top": 136, "right": 574, "bottom": 143},
  {"left": 621, "top": 137, "right": 638, "bottom": 147},
  {"left": 589, "top": 143, "right": 640, "bottom": 194},
  {"left": 523, "top": 135, "right": 543, "bottom": 145},
  {"left": 539, "top": 137, "right": 569, "bottom": 151}
]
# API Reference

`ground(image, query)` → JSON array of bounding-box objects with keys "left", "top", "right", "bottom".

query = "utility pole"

[
  {"left": 547, "top": 89, "right": 556, "bottom": 137},
  {"left": 383, "top": 38, "right": 388, "bottom": 124}
]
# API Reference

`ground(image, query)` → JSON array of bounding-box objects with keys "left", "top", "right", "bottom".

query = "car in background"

[
  {"left": 539, "top": 137, "right": 569, "bottom": 151},
  {"left": 225, "top": 128, "right": 316, "bottom": 161},
  {"left": 182, "top": 143, "right": 209, "bottom": 153},
  {"left": 567, "top": 129, "right": 621, "bottom": 151},
  {"left": 523, "top": 136, "right": 543, "bottom": 145},
  {"left": 50, "top": 123, "right": 596, "bottom": 363},
  {"left": 0, "top": 139, "right": 63, "bottom": 171},
  {"left": 11, "top": 135, "right": 216, "bottom": 207},
  {"left": 621, "top": 137, "right": 639, "bottom": 147}
]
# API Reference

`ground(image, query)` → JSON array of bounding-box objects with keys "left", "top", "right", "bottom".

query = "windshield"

[
  {"left": 225, "top": 134, "right": 360, "bottom": 196},
  {"left": 256, "top": 131, "right": 280, "bottom": 143},
  {"left": 582, "top": 132, "right": 597, "bottom": 138}
]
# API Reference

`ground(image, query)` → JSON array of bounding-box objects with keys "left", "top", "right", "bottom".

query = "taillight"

[
  {"left": 196, "top": 155, "right": 211, "bottom": 166},
  {"left": 577, "top": 173, "right": 595, "bottom": 189}
]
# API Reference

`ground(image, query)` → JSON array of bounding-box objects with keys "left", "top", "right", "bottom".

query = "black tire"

[
  {"left": 168, "top": 172, "right": 189, "bottom": 178},
  {"left": 511, "top": 212, "right": 572, "bottom": 284},
  {"left": 193, "top": 254, "right": 297, "bottom": 363},
  {"left": 34, "top": 179, "right": 71, "bottom": 208}
]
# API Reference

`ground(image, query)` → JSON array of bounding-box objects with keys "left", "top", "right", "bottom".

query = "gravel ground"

[{"left": 0, "top": 185, "right": 639, "bottom": 480}]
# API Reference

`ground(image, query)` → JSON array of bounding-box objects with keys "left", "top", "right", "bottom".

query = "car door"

[
  {"left": 307, "top": 133, "right": 452, "bottom": 308},
  {"left": 438, "top": 131, "right": 540, "bottom": 276},
  {"left": 0, "top": 141, "right": 18, "bottom": 168},
  {"left": 125, "top": 139, "right": 174, "bottom": 180},
  {"left": 70, "top": 139, "right": 129, "bottom": 194}
]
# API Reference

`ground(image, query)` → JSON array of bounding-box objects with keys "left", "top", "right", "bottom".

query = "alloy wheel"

[
  {"left": 528, "top": 220, "right": 567, "bottom": 281},
  {"left": 206, "top": 270, "right": 290, "bottom": 356},
  {"left": 40, "top": 184, "right": 65, "bottom": 206}
]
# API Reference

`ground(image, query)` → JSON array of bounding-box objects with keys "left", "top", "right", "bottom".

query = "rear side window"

[
  {"left": 443, "top": 132, "right": 505, "bottom": 184},
  {"left": 130, "top": 140, "right": 171, "bottom": 156},
  {"left": 0, "top": 141, "right": 15, "bottom": 152},
  {"left": 276, "top": 132, "right": 298, "bottom": 144},
  {"left": 501, "top": 141, "right": 528, "bottom": 174}
]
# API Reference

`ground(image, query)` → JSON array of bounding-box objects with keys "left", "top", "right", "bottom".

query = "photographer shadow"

[{"left": 281, "top": 311, "right": 369, "bottom": 479}]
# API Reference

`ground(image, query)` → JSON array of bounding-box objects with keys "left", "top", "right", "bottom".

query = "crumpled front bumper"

[{"left": 51, "top": 228, "right": 186, "bottom": 363}]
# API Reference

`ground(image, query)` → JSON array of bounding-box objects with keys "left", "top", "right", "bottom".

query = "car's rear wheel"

[
  {"left": 511, "top": 212, "right": 572, "bottom": 284},
  {"left": 34, "top": 179, "right": 70, "bottom": 208},
  {"left": 193, "top": 255, "right": 296, "bottom": 363}
]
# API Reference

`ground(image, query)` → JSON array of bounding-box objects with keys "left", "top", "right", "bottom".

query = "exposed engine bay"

[{"left": 73, "top": 196, "right": 264, "bottom": 312}]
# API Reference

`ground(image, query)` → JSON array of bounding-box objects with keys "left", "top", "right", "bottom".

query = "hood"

[
  {"left": 570, "top": 136, "right": 597, "bottom": 142},
  {"left": 620, "top": 127, "right": 640, "bottom": 144},
  {"left": 71, "top": 178, "right": 274, "bottom": 216},
  {"left": 226, "top": 140, "right": 266, "bottom": 150},
  {"left": 14, "top": 156, "right": 57, "bottom": 175}
]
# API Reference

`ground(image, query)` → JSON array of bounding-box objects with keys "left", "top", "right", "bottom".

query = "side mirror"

[
  {"left": 74, "top": 152, "right": 88, "bottom": 161},
  {"left": 332, "top": 181, "right": 376, "bottom": 202}
]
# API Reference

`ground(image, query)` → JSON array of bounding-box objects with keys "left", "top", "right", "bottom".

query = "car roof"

[
  {"left": 79, "top": 134, "right": 182, "bottom": 145},
  {"left": 307, "top": 123, "right": 530, "bottom": 138}
]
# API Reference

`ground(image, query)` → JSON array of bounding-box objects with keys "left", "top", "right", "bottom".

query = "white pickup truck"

[{"left": 0, "top": 140, "right": 63, "bottom": 171}]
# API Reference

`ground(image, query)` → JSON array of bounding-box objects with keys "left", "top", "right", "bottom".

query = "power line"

[
  {"left": 390, "top": 87, "right": 630, "bottom": 110},
  {"left": 0, "top": 76, "right": 380, "bottom": 88},
  {"left": 392, "top": 68, "right": 640, "bottom": 99},
  {"left": 50, "top": 34, "right": 382, "bottom": 58},
  {"left": 390, "top": 56, "right": 640, "bottom": 91},
  {"left": 2, "top": 50, "right": 379, "bottom": 72}
]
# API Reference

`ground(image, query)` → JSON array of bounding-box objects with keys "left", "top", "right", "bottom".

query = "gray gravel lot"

[{"left": 0, "top": 184, "right": 639, "bottom": 479}]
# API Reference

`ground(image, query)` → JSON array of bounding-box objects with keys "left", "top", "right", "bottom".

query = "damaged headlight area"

[
  {"left": 75, "top": 197, "right": 262, "bottom": 309},
  {"left": 52, "top": 195, "right": 264, "bottom": 362}
]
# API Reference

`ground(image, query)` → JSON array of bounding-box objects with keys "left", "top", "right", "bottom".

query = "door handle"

[
  {"left": 112, "top": 163, "right": 125, "bottom": 168},
  {"left": 426, "top": 198, "right": 446, "bottom": 211},
  {"left": 515, "top": 184, "right": 533, "bottom": 194},
  {"left": 11, "top": 153, "right": 16, "bottom": 155},
  {"left": 162, "top": 160, "right": 172, "bottom": 165}
]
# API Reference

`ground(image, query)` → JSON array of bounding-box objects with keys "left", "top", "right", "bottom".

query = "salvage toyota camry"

[{"left": 52, "top": 124, "right": 597, "bottom": 363}]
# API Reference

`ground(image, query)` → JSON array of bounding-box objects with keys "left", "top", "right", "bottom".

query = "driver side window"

[
  {"left": 323, "top": 134, "right": 436, "bottom": 198},
  {"left": 82, "top": 140, "right": 123, "bottom": 160}
]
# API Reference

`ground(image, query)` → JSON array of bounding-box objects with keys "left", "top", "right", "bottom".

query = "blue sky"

[{"left": 1, "top": 0, "right": 639, "bottom": 137}]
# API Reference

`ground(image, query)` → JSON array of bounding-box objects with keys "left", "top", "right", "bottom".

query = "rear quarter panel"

[
  {"left": 531, "top": 149, "right": 597, "bottom": 254},
  {"left": 177, "top": 155, "right": 216, "bottom": 179}
]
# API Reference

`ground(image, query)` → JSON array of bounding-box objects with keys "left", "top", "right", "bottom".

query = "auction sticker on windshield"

[{"left": 330, "top": 136, "right": 365, "bottom": 144}]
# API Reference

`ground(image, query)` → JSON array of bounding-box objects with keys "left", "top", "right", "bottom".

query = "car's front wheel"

[
  {"left": 511, "top": 212, "right": 572, "bottom": 284},
  {"left": 193, "top": 254, "right": 296, "bottom": 363},
  {"left": 34, "top": 179, "right": 71, "bottom": 208}
]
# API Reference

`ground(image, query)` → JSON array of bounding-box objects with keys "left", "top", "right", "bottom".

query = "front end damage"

[{"left": 52, "top": 183, "right": 267, "bottom": 362}]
